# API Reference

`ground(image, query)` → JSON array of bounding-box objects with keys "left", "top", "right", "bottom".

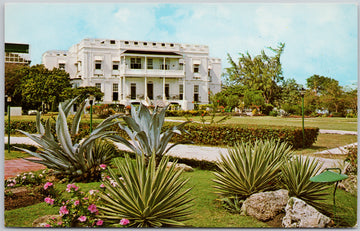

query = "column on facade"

[
  {"left": 144, "top": 56, "right": 147, "bottom": 100},
  {"left": 123, "top": 76, "right": 126, "bottom": 101},
  {"left": 162, "top": 57, "right": 166, "bottom": 101},
  {"left": 119, "top": 76, "right": 123, "bottom": 100}
]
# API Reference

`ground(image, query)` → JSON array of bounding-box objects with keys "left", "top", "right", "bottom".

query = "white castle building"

[{"left": 42, "top": 38, "right": 222, "bottom": 110}]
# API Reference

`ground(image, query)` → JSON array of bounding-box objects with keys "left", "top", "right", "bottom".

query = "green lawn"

[
  {"left": 8, "top": 114, "right": 358, "bottom": 131},
  {"left": 166, "top": 116, "right": 358, "bottom": 131},
  {"left": 4, "top": 168, "right": 357, "bottom": 228}
]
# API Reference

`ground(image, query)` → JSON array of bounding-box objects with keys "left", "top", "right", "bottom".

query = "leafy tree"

[
  {"left": 306, "top": 75, "right": 337, "bottom": 95},
  {"left": 225, "top": 42, "right": 285, "bottom": 105},
  {"left": 20, "top": 64, "right": 71, "bottom": 111},
  {"left": 319, "top": 80, "right": 344, "bottom": 114},
  {"left": 5, "top": 63, "right": 28, "bottom": 106},
  {"left": 343, "top": 88, "right": 357, "bottom": 115},
  {"left": 61, "top": 86, "right": 104, "bottom": 103},
  {"left": 243, "top": 90, "right": 265, "bottom": 110},
  {"left": 280, "top": 78, "right": 303, "bottom": 106}
]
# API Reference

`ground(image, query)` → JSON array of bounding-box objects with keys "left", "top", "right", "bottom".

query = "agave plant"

[
  {"left": 213, "top": 139, "right": 293, "bottom": 199},
  {"left": 15, "top": 98, "right": 121, "bottom": 182},
  {"left": 108, "top": 103, "right": 192, "bottom": 164},
  {"left": 280, "top": 155, "right": 331, "bottom": 212},
  {"left": 98, "top": 154, "right": 194, "bottom": 227}
]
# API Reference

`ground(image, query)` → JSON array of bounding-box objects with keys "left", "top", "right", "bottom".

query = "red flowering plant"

[{"left": 44, "top": 182, "right": 104, "bottom": 227}]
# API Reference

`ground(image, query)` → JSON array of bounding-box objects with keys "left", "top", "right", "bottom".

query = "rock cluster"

[
  {"left": 241, "top": 189, "right": 288, "bottom": 221},
  {"left": 166, "top": 162, "right": 194, "bottom": 172},
  {"left": 240, "top": 190, "right": 332, "bottom": 228},
  {"left": 282, "top": 197, "right": 332, "bottom": 228}
]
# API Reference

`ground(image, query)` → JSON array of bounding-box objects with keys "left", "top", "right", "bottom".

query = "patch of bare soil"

[{"left": 5, "top": 186, "right": 45, "bottom": 210}]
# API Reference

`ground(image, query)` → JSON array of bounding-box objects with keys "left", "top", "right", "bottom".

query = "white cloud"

[{"left": 4, "top": 3, "right": 357, "bottom": 86}]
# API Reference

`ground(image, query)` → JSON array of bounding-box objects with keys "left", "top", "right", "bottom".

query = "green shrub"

[
  {"left": 213, "top": 139, "right": 293, "bottom": 199},
  {"left": 269, "top": 110, "right": 278, "bottom": 117},
  {"left": 331, "top": 112, "right": 344, "bottom": 117},
  {"left": 345, "top": 145, "right": 357, "bottom": 173},
  {"left": 280, "top": 155, "right": 331, "bottom": 213},
  {"left": 98, "top": 154, "right": 194, "bottom": 227},
  {"left": 6, "top": 120, "right": 319, "bottom": 149},
  {"left": 165, "top": 122, "right": 319, "bottom": 149}
]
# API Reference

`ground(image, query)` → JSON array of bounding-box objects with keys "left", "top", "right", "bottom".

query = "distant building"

[
  {"left": 42, "top": 38, "right": 221, "bottom": 110},
  {"left": 5, "top": 43, "right": 31, "bottom": 65}
]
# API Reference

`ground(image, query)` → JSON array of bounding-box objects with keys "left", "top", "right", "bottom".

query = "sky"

[{"left": 4, "top": 2, "right": 358, "bottom": 87}]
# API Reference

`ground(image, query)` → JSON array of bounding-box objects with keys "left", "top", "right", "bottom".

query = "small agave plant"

[
  {"left": 108, "top": 103, "right": 192, "bottom": 164},
  {"left": 16, "top": 97, "right": 121, "bottom": 182}
]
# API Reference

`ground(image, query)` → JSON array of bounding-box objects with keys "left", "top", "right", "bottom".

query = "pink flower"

[
  {"left": 66, "top": 183, "right": 79, "bottom": 192},
  {"left": 83, "top": 197, "right": 89, "bottom": 200},
  {"left": 89, "top": 189, "right": 98, "bottom": 195},
  {"left": 44, "top": 182, "right": 53, "bottom": 190},
  {"left": 57, "top": 221, "right": 63, "bottom": 225},
  {"left": 78, "top": 216, "right": 87, "bottom": 222},
  {"left": 88, "top": 204, "right": 98, "bottom": 213},
  {"left": 120, "top": 218, "right": 129, "bottom": 226},
  {"left": 44, "top": 224, "right": 51, "bottom": 227},
  {"left": 99, "top": 164, "right": 107, "bottom": 169},
  {"left": 59, "top": 206, "right": 69, "bottom": 215},
  {"left": 96, "top": 220, "right": 104, "bottom": 226},
  {"left": 74, "top": 200, "right": 80, "bottom": 206},
  {"left": 100, "top": 184, "right": 105, "bottom": 188},
  {"left": 44, "top": 197, "right": 54, "bottom": 205}
]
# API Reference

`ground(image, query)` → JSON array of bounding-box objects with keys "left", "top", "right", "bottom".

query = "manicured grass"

[
  {"left": 166, "top": 116, "right": 358, "bottom": 131},
  {"left": 4, "top": 168, "right": 356, "bottom": 228},
  {"left": 5, "top": 203, "right": 60, "bottom": 227},
  {"left": 4, "top": 150, "right": 32, "bottom": 160},
  {"left": 294, "top": 133, "right": 357, "bottom": 157}
]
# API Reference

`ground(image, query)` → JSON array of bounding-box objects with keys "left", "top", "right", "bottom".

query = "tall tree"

[
  {"left": 280, "top": 78, "right": 303, "bottom": 106},
  {"left": 306, "top": 75, "right": 336, "bottom": 95},
  {"left": 225, "top": 42, "right": 285, "bottom": 105},
  {"left": 61, "top": 86, "right": 104, "bottom": 103},
  {"left": 20, "top": 64, "right": 71, "bottom": 111},
  {"left": 5, "top": 63, "right": 28, "bottom": 106}
]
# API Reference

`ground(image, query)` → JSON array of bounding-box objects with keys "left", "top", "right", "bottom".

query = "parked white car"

[{"left": 28, "top": 110, "right": 38, "bottom": 115}]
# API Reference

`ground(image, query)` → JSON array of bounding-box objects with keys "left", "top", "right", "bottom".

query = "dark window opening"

[
  {"left": 125, "top": 41, "right": 129, "bottom": 44},
  {"left": 165, "top": 84, "right": 170, "bottom": 100},
  {"left": 95, "top": 63, "right": 101, "bottom": 69},
  {"left": 113, "top": 92, "right": 119, "bottom": 101},
  {"left": 110, "top": 40, "right": 116, "bottom": 44},
  {"left": 147, "top": 83, "right": 153, "bottom": 100},
  {"left": 194, "top": 64, "right": 199, "bottom": 73},
  {"left": 131, "top": 83, "right": 136, "bottom": 99},
  {"left": 113, "top": 64, "right": 119, "bottom": 70},
  {"left": 130, "top": 58, "right": 141, "bottom": 69}
]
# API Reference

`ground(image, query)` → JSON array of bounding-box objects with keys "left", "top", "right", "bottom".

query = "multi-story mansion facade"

[{"left": 42, "top": 38, "right": 221, "bottom": 110}]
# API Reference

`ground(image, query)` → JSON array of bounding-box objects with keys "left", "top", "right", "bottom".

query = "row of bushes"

[{"left": 5, "top": 120, "right": 319, "bottom": 149}]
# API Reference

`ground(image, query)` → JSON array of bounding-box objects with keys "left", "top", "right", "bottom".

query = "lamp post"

[
  {"left": 7, "top": 95, "right": 12, "bottom": 153},
  {"left": 300, "top": 88, "right": 306, "bottom": 148},
  {"left": 89, "top": 95, "right": 95, "bottom": 133}
]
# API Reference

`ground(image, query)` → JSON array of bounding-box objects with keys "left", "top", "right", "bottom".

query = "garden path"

[{"left": 3, "top": 132, "right": 357, "bottom": 179}]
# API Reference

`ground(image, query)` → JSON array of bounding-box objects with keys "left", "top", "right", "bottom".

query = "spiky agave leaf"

[
  {"left": 98, "top": 154, "right": 194, "bottom": 227},
  {"left": 111, "top": 103, "right": 192, "bottom": 162},
  {"left": 16, "top": 98, "right": 121, "bottom": 181},
  {"left": 213, "top": 139, "right": 293, "bottom": 199},
  {"left": 280, "top": 155, "right": 331, "bottom": 212}
]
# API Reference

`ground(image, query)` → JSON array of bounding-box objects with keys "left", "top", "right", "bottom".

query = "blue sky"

[{"left": 4, "top": 2, "right": 358, "bottom": 87}]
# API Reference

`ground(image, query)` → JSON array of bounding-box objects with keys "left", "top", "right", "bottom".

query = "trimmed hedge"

[
  {"left": 163, "top": 122, "right": 319, "bottom": 149},
  {"left": 5, "top": 120, "right": 319, "bottom": 149}
]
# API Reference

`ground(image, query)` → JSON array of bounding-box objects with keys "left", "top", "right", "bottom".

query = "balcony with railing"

[{"left": 121, "top": 66, "right": 185, "bottom": 78}]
